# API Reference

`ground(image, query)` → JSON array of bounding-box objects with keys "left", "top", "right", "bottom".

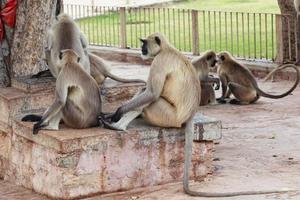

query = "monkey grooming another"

[
  {"left": 22, "top": 49, "right": 102, "bottom": 134},
  {"left": 36, "top": 50, "right": 146, "bottom": 85},
  {"left": 216, "top": 51, "right": 300, "bottom": 105},
  {"left": 45, "top": 13, "right": 91, "bottom": 78},
  {"left": 32, "top": 13, "right": 146, "bottom": 86},
  {"left": 99, "top": 32, "right": 200, "bottom": 131},
  {"left": 191, "top": 50, "right": 220, "bottom": 105}
]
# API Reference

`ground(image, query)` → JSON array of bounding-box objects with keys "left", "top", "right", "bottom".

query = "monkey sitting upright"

[
  {"left": 216, "top": 51, "right": 300, "bottom": 105},
  {"left": 22, "top": 49, "right": 102, "bottom": 134},
  {"left": 99, "top": 32, "right": 200, "bottom": 131},
  {"left": 191, "top": 50, "right": 220, "bottom": 106}
]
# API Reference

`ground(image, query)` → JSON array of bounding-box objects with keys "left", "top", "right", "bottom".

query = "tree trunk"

[
  {"left": 11, "top": 0, "right": 58, "bottom": 77},
  {"left": 277, "top": 0, "right": 298, "bottom": 62},
  {"left": 0, "top": 0, "right": 14, "bottom": 87}
]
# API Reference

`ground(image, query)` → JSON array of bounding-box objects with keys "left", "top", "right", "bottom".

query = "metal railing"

[{"left": 63, "top": 4, "right": 290, "bottom": 62}]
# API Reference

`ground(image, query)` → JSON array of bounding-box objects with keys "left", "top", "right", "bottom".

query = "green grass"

[
  {"left": 70, "top": 0, "right": 280, "bottom": 60},
  {"left": 172, "top": 0, "right": 280, "bottom": 13}
]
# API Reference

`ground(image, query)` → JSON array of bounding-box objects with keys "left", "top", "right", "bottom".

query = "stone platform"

[
  {"left": 2, "top": 113, "right": 220, "bottom": 199},
  {"left": 0, "top": 64, "right": 221, "bottom": 199}
]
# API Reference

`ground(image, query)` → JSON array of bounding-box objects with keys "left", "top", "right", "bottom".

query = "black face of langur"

[
  {"left": 140, "top": 37, "right": 161, "bottom": 59},
  {"left": 207, "top": 54, "right": 217, "bottom": 68},
  {"left": 140, "top": 39, "right": 148, "bottom": 56}
]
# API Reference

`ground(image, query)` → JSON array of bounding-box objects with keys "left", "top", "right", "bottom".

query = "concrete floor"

[
  {"left": 1, "top": 63, "right": 300, "bottom": 200},
  {"left": 94, "top": 64, "right": 300, "bottom": 199}
]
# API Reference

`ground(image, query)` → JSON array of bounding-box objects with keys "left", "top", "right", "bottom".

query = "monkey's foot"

[
  {"left": 229, "top": 99, "right": 241, "bottom": 105},
  {"left": 33, "top": 121, "right": 47, "bottom": 135},
  {"left": 99, "top": 112, "right": 114, "bottom": 122},
  {"left": 99, "top": 117, "right": 126, "bottom": 131},
  {"left": 229, "top": 99, "right": 250, "bottom": 105},
  {"left": 217, "top": 98, "right": 227, "bottom": 104}
]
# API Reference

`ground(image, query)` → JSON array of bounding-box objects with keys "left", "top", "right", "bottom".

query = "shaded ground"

[{"left": 1, "top": 62, "right": 300, "bottom": 200}]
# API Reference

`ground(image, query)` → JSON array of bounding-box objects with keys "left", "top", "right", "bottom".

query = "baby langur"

[
  {"left": 192, "top": 50, "right": 220, "bottom": 105},
  {"left": 22, "top": 49, "right": 102, "bottom": 134},
  {"left": 99, "top": 32, "right": 200, "bottom": 132},
  {"left": 217, "top": 51, "right": 300, "bottom": 105}
]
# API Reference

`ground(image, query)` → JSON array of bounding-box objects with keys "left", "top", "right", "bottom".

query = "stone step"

[
  {"left": 0, "top": 79, "right": 145, "bottom": 132},
  {"left": 2, "top": 113, "right": 221, "bottom": 199}
]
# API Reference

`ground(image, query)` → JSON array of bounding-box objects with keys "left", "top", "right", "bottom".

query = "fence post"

[
  {"left": 191, "top": 10, "right": 199, "bottom": 55},
  {"left": 120, "top": 7, "right": 127, "bottom": 48},
  {"left": 275, "top": 15, "right": 284, "bottom": 63},
  {"left": 296, "top": 16, "right": 300, "bottom": 61}
]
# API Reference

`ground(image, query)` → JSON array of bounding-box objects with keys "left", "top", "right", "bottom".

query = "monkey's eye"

[
  {"left": 77, "top": 57, "right": 80, "bottom": 63},
  {"left": 207, "top": 55, "right": 212, "bottom": 60},
  {"left": 220, "top": 55, "right": 225, "bottom": 61}
]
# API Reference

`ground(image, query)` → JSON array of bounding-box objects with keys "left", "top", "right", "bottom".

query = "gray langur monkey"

[
  {"left": 99, "top": 32, "right": 200, "bottom": 131},
  {"left": 22, "top": 49, "right": 102, "bottom": 134},
  {"left": 32, "top": 14, "right": 145, "bottom": 86},
  {"left": 99, "top": 34, "right": 295, "bottom": 197},
  {"left": 46, "top": 13, "right": 90, "bottom": 78},
  {"left": 35, "top": 50, "right": 146, "bottom": 86},
  {"left": 217, "top": 51, "right": 299, "bottom": 105},
  {"left": 191, "top": 50, "right": 220, "bottom": 106}
]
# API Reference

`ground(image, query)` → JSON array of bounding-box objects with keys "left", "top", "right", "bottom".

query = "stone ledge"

[
  {"left": 0, "top": 79, "right": 145, "bottom": 133},
  {"left": 13, "top": 113, "right": 221, "bottom": 154},
  {"left": 3, "top": 113, "right": 221, "bottom": 199}
]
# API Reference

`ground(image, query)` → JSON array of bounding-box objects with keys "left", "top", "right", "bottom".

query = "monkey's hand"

[
  {"left": 110, "top": 107, "right": 123, "bottom": 122},
  {"left": 99, "top": 112, "right": 114, "bottom": 122},
  {"left": 32, "top": 120, "right": 47, "bottom": 135}
]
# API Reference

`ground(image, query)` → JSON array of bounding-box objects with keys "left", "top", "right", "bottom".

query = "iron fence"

[{"left": 63, "top": 4, "right": 290, "bottom": 62}]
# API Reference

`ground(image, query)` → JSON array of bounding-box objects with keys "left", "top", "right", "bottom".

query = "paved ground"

[
  {"left": 1, "top": 62, "right": 300, "bottom": 200},
  {"left": 96, "top": 63, "right": 300, "bottom": 199}
]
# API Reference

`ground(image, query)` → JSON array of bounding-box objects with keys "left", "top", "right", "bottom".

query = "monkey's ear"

[
  {"left": 59, "top": 51, "right": 63, "bottom": 60},
  {"left": 77, "top": 57, "right": 81, "bottom": 63},
  {"left": 206, "top": 55, "right": 212, "bottom": 61},
  {"left": 155, "top": 36, "right": 161, "bottom": 46}
]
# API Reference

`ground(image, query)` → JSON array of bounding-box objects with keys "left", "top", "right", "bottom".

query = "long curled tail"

[{"left": 256, "top": 64, "right": 300, "bottom": 99}]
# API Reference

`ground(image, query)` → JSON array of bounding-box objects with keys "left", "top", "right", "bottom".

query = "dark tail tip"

[{"left": 22, "top": 115, "right": 42, "bottom": 122}]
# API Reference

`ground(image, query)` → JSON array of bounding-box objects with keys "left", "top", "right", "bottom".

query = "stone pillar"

[
  {"left": 11, "top": 0, "right": 58, "bottom": 77},
  {"left": 277, "top": 0, "right": 298, "bottom": 62}
]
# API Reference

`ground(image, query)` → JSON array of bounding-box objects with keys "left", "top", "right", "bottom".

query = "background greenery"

[{"left": 68, "top": 0, "right": 280, "bottom": 60}]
